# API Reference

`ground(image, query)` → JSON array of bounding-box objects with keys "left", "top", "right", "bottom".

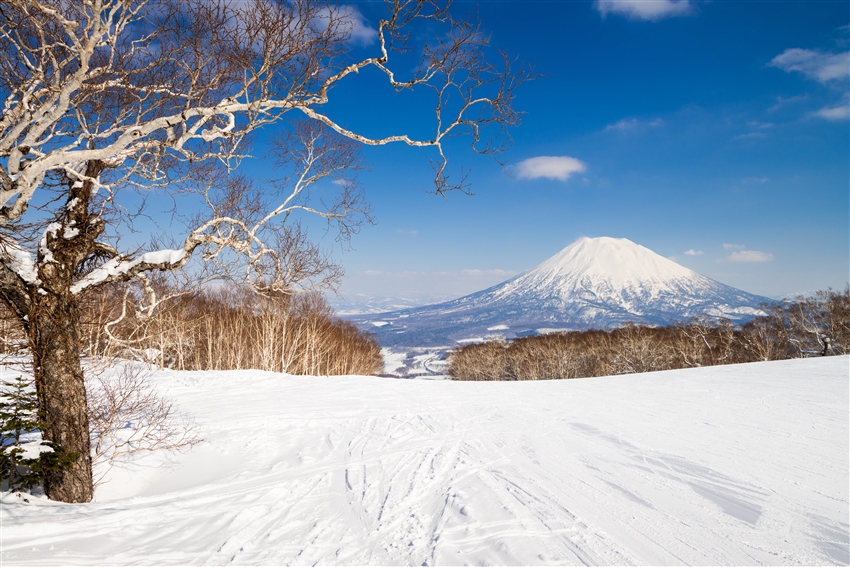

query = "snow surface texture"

[
  {"left": 353, "top": 237, "right": 772, "bottom": 347},
  {"left": 2, "top": 357, "right": 848, "bottom": 565}
]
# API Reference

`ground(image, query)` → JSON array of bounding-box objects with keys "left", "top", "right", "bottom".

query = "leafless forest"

[
  {"left": 448, "top": 287, "right": 850, "bottom": 381},
  {"left": 1, "top": 284, "right": 383, "bottom": 376}
]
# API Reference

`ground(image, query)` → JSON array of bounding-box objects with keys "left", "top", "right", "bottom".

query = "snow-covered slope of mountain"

[{"left": 354, "top": 237, "right": 771, "bottom": 347}]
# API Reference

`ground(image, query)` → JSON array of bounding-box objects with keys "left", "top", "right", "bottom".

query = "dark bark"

[
  {"left": 9, "top": 160, "right": 109, "bottom": 502},
  {"left": 29, "top": 288, "right": 93, "bottom": 502}
]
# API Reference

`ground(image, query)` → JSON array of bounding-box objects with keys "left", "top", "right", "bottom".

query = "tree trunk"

[
  {"left": 29, "top": 282, "right": 93, "bottom": 503},
  {"left": 17, "top": 161, "right": 107, "bottom": 503}
]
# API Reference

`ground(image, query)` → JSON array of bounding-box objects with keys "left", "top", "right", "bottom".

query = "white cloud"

[
  {"left": 735, "top": 121, "right": 774, "bottom": 142},
  {"left": 769, "top": 49, "right": 849, "bottom": 83},
  {"left": 515, "top": 156, "right": 587, "bottom": 182},
  {"left": 734, "top": 132, "right": 767, "bottom": 141},
  {"left": 396, "top": 229, "right": 418, "bottom": 236},
  {"left": 724, "top": 250, "right": 774, "bottom": 263},
  {"left": 316, "top": 7, "right": 377, "bottom": 46},
  {"left": 604, "top": 117, "right": 664, "bottom": 132},
  {"left": 595, "top": 0, "right": 691, "bottom": 21},
  {"left": 767, "top": 94, "right": 809, "bottom": 112},
  {"left": 742, "top": 177, "right": 770, "bottom": 184},
  {"left": 813, "top": 104, "right": 850, "bottom": 121},
  {"left": 347, "top": 7, "right": 378, "bottom": 45},
  {"left": 684, "top": 249, "right": 703, "bottom": 256},
  {"left": 604, "top": 118, "right": 639, "bottom": 132},
  {"left": 718, "top": 244, "right": 773, "bottom": 262}
]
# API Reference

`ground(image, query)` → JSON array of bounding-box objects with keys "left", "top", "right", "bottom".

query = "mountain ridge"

[{"left": 353, "top": 237, "right": 772, "bottom": 347}]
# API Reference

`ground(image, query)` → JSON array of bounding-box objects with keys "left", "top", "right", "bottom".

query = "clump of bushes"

[{"left": 449, "top": 286, "right": 849, "bottom": 381}]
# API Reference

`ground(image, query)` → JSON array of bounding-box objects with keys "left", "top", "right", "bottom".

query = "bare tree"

[
  {"left": 783, "top": 287, "right": 850, "bottom": 357},
  {"left": 87, "top": 364, "right": 202, "bottom": 487},
  {"left": 0, "top": 0, "right": 529, "bottom": 501}
]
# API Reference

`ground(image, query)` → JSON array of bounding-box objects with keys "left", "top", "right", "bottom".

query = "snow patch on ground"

[
  {"left": 536, "top": 327, "right": 575, "bottom": 335},
  {"left": 1, "top": 357, "right": 848, "bottom": 565},
  {"left": 456, "top": 336, "right": 485, "bottom": 344},
  {"left": 380, "top": 347, "right": 450, "bottom": 378},
  {"left": 380, "top": 348, "right": 407, "bottom": 374}
]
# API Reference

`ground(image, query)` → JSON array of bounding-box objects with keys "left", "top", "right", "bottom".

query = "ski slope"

[{"left": 2, "top": 357, "right": 848, "bottom": 565}]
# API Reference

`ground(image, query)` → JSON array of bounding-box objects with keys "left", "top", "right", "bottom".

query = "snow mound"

[{"left": 2, "top": 357, "right": 847, "bottom": 566}]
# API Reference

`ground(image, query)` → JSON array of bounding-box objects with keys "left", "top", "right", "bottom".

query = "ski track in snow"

[{"left": 2, "top": 357, "right": 848, "bottom": 565}]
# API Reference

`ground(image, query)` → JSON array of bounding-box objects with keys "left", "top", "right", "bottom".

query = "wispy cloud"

[
  {"left": 460, "top": 269, "right": 515, "bottom": 277},
  {"left": 719, "top": 244, "right": 773, "bottom": 262},
  {"left": 317, "top": 6, "right": 377, "bottom": 46},
  {"left": 684, "top": 249, "right": 703, "bottom": 256},
  {"left": 515, "top": 156, "right": 587, "bottom": 182},
  {"left": 723, "top": 250, "right": 774, "bottom": 263},
  {"left": 734, "top": 121, "right": 774, "bottom": 141},
  {"left": 742, "top": 177, "right": 770, "bottom": 184},
  {"left": 734, "top": 132, "right": 767, "bottom": 141},
  {"left": 767, "top": 94, "right": 809, "bottom": 112},
  {"left": 594, "top": 0, "right": 691, "bottom": 21},
  {"left": 603, "top": 117, "right": 664, "bottom": 132},
  {"left": 605, "top": 118, "right": 639, "bottom": 131},
  {"left": 812, "top": 103, "right": 850, "bottom": 121},
  {"left": 769, "top": 49, "right": 849, "bottom": 83},
  {"left": 347, "top": 7, "right": 378, "bottom": 45},
  {"left": 396, "top": 229, "right": 418, "bottom": 237}
]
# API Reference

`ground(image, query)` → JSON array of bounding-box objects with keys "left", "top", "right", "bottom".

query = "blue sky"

[{"left": 264, "top": 0, "right": 850, "bottom": 302}]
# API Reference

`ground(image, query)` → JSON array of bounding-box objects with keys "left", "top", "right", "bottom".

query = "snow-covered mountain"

[{"left": 354, "top": 237, "right": 772, "bottom": 347}]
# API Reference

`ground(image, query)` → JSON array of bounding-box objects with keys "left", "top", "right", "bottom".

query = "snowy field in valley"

[{"left": 1, "top": 356, "right": 848, "bottom": 565}]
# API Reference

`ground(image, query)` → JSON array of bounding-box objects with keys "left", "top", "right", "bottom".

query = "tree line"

[
  {"left": 448, "top": 287, "right": 849, "bottom": 381},
  {"left": 2, "top": 283, "right": 383, "bottom": 377}
]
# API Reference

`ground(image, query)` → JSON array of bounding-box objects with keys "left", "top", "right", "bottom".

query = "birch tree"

[{"left": 0, "top": 0, "right": 528, "bottom": 502}]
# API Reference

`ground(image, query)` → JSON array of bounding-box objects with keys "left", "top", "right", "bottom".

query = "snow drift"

[
  {"left": 354, "top": 237, "right": 771, "bottom": 347},
  {"left": 1, "top": 356, "right": 847, "bottom": 565}
]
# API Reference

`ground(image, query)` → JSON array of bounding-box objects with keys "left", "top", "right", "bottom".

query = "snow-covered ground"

[
  {"left": 2, "top": 357, "right": 848, "bottom": 565},
  {"left": 380, "top": 347, "right": 450, "bottom": 378}
]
